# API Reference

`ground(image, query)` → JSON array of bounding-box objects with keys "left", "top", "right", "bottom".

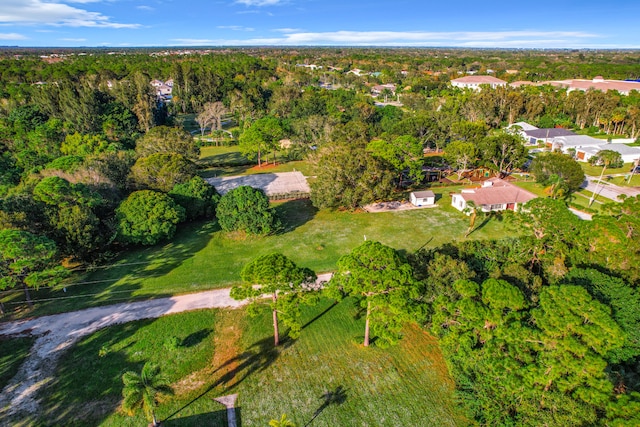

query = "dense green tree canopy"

[
  {"left": 530, "top": 152, "right": 585, "bottom": 198},
  {"left": 330, "top": 241, "right": 420, "bottom": 347},
  {"left": 310, "top": 140, "right": 394, "bottom": 210},
  {"left": 231, "top": 253, "right": 317, "bottom": 346},
  {"left": 115, "top": 190, "right": 185, "bottom": 245},
  {"left": 0, "top": 229, "right": 67, "bottom": 309},
  {"left": 169, "top": 176, "right": 220, "bottom": 221},
  {"left": 129, "top": 153, "right": 196, "bottom": 192},
  {"left": 134, "top": 125, "right": 199, "bottom": 161},
  {"left": 216, "top": 186, "right": 279, "bottom": 235}
]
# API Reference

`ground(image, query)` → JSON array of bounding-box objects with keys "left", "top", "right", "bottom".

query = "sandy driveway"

[{"left": 0, "top": 273, "right": 332, "bottom": 421}]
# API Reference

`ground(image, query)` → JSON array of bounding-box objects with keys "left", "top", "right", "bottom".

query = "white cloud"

[
  {"left": 136, "top": 5, "right": 155, "bottom": 11},
  {"left": 273, "top": 28, "right": 301, "bottom": 33},
  {"left": 235, "top": 0, "right": 284, "bottom": 6},
  {"left": 172, "top": 30, "right": 600, "bottom": 48},
  {"left": 0, "top": 0, "right": 141, "bottom": 28},
  {"left": 0, "top": 32, "right": 27, "bottom": 40},
  {"left": 217, "top": 25, "right": 255, "bottom": 31}
]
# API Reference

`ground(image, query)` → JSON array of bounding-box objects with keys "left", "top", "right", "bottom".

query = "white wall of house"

[{"left": 410, "top": 193, "right": 435, "bottom": 206}]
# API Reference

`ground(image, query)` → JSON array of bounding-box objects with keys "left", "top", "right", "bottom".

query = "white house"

[
  {"left": 575, "top": 144, "right": 640, "bottom": 164},
  {"left": 371, "top": 83, "right": 397, "bottom": 95},
  {"left": 451, "top": 178, "right": 536, "bottom": 214},
  {"left": 550, "top": 135, "right": 604, "bottom": 154},
  {"left": 410, "top": 190, "right": 435, "bottom": 207},
  {"left": 451, "top": 76, "right": 507, "bottom": 91},
  {"left": 521, "top": 128, "right": 576, "bottom": 145}
]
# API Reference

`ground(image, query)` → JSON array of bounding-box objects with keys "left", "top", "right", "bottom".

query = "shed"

[{"left": 410, "top": 190, "right": 435, "bottom": 207}]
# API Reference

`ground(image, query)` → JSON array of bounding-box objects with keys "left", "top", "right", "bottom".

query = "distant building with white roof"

[{"left": 451, "top": 76, "right": 507, "bottom": 91}]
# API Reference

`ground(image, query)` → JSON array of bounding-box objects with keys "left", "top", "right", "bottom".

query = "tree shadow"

[
  {"left": 275, "top": 199, "right": 318, "bottom": 234},
  {"left": 164, "top": 336, "right": 291, "bottom": 423},
  {"left": 180, "top": 328, "right": 213, "bottom": 348},
  {"left": 301, "top": 300, "right": 337, "bottom": 331},
  {"left": 31, "top": 321, "right": 156, "bottom": 426},
  {"left": 303, "top": 386, "right": 348, "bottom": 427},
  {"left": 23, "top": 220, "right": 219, "bottom": 317},
  {"left": 163, "top": 408, "right": 231, "bottom": 427}
]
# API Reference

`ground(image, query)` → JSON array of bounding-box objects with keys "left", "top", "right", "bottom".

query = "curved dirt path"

[{"left": 0, "top": 273, "right": 332, "bottom": 421}]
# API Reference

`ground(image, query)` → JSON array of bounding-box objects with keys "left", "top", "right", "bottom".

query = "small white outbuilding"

[{"left": 410, "top": 190, "right": 436, "bottom": 207}]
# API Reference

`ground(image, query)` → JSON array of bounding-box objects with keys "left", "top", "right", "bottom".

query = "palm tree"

[
  {"left": 122, "top": 362, "right": 173, "bottom": 427},
  {"left": 463, "top": 200, "right": 483, "bottom": 237},
  {"left": 269, "top": 414, "right": 296, "bottom": 427},
  {"left": 588, "top": 150, "right": 623, "bottom": 207}
]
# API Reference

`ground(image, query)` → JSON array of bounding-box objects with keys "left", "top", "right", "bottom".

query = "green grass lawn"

[
  {"left": 580, "top": 162, "right": 634, "bottom": 177},
  {"left": 198, "top": 145, "right": 315, "bottom": 178},
  {"left": 0, "top": 336, "right": 35, "bottom": 391},
  {"left": 34, "top": 300, "right": 464, "bottom": 427},
  {"left": 17, "top": 196, "right": 511, "bottom": 317},
  {"left": 35, "top": 310, "right": 223, "bottom": 427}
]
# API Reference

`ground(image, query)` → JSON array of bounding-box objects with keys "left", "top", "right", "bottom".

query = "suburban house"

[
  {"left": 550, "top": 135, "right": 604, "bottom": 153},
  {"left": 550, "top": 135, "right": 640, "bottom": 163},
  {"left": 451, "top": 178, "right": 537, "bottom": 214},
  {"left": 524, "top": 128, "right": 576, "bottom": 145},
  {"left": 547, "top": 76, "right": 640, "bottom": 96},
  {"left": 371, "top": 83, "right": 397, "bottom": 96},
  {"left": 575, "top": 144, "right": 640, "bottom": 164},
  {"left": 410, "top": 190, "right": 435, "bottom": 207},
  {"left": 509, "top": 76, "right": 640, "bottom": 96},
  {"left": 451, "top": 76, "right": 507, "bottom": 91}
]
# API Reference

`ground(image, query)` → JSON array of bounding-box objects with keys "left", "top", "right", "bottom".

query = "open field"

[
  {"left": 32, "top": 300, "right": 464, "bottom": 426},
  {"left": 4, "top": 192, "right": 511, "bottom": 318}
]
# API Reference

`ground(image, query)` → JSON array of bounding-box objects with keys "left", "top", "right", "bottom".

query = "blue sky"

[{"left": 1, "top": 0, "right": 639, "bottom": 48}]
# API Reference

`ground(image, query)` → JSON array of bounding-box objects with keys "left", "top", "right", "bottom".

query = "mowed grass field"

[
  {"left": 34, "top": 299, "right": 464, "bottom": 427},
  {"left": 16, "top": 194, "right": 512, "bottom": 317}
]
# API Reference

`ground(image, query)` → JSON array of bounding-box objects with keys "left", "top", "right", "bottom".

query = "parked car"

[{"left": 631, "top": 165, "right": 640, "bottom": 173}]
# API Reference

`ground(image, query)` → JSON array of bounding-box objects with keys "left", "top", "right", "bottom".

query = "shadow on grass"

[
  {"left": 303, "top": 386, "right": 348, "bottom": 427},
  {"left": 198, "top": 166, "right": 253, "bottom": 179},
  {"left": 18, "top": 221, "right": 219, "bottom": 317},
  {"left": 164, "top": 408, "right": 231, "bottom": 427},
  {"left": 275, "top": 199, "right": 318, "bottom": 234},
  {"left": 199, "top": 151, "right": 251, "bottom": 167},
  {"left": 181, "top": 329, "right": 213, "bottom": 348},
  {"left": 301, "top": 300, "right": 337, "bottom": 331},
  {"left": 34, "top": 322, "right": 156, "bottom": 426},
  {"left": 164, "top": 336, "right": 290, "bottom": 423}
]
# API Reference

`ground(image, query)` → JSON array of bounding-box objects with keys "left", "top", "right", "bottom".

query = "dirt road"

[{"left": 0, "top": 273, "right": 332, "bottom": 421}]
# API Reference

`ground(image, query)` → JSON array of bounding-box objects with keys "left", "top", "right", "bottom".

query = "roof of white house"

[
  {"left": 458, "top": 178, "right": 536, "bottom": 206},
  {"left": 509, "top": 121, "right": 538, "bottom": 131},
  {"left": 525, "top": 128, "right": 576, "bottom": 139},
  {"left": 412, "top": 190, "right": 435, "bottom": 199},
  {"left": 507, "top": 77, "right": 640, "bottom": 95},
  {"left": 451, "top": 76, "right": 507, "bottom": 85},
  {"left": 552, "top": 135, "right": 605, "bottom": 148},
  {"left": 577, "top": 144, "right": 640, "bottom": 157},
  {"left": 548, "top": 77, "right": 640, "bottom": 94}
]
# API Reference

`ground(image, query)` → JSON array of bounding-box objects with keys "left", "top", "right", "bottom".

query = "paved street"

[{"left": 581, "top": 176, "right": 640, "bottom": 202}]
